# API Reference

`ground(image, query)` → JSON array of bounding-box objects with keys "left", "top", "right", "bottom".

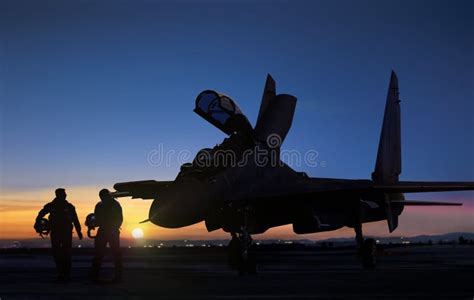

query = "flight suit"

[
  {"left": 36, "top": 199, "right": 81, "bottom": 279},
  {"left": 90, "top": 198, "right": 123, "bottom": 280}
]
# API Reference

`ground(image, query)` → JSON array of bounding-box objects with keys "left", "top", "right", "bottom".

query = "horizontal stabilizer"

[{"left": 392, "top": 200, "right": 463, "bottom": 206}]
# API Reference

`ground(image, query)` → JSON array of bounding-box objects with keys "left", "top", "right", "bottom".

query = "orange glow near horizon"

[{"left": 0, "top": 186, "right": 473, "bottom": 241}]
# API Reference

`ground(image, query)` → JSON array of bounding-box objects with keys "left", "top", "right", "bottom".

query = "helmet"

[
  {"left": 99, "top": 188, "right": 111, "bottom": 201},
  {"left": 85, "top": 213, "right": 97, "bottom": 239},
  {"left": 85, "top": 213, "right": 96, "bottom": 228},
  {"left": 34, "top": 218, "right": 51, "bottom": 238}
]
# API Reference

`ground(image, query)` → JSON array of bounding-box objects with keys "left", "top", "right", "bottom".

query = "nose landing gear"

[
  {"left": 227, "top": 208, "right": 257, "bottom": 275},
  {"left": 227, "top": 232, "right": 256, "bottom": 275}
]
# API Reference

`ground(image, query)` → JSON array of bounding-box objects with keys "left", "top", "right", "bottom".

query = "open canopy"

[{"left": 194, "top": 90, "right": 252, "bottom": 135}]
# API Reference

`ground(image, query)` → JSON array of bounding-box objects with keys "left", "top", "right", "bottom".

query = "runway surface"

[{"left": 1, "top": 245, "right": 473, "bottom": 299}]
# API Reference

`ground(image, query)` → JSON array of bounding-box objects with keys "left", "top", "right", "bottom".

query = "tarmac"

[{"left": 0, "top": 245, "right": 473, "bottom": 299}]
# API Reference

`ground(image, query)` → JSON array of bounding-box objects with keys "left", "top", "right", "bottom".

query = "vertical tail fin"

[
  {"left": 256, "top": 74, "right": 276, "bottom": 126},
  {"left": 254, "top": 74, "right": 297, "bottom": 147},
  {"left": 372, "top": 70, "right": 401, "bottom": 184},
  {"left": 372, "top": 71, "right": 402, "bottom": 233}
]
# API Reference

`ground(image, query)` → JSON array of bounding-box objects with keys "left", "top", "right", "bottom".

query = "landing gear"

[
  {"left": 361, "top": 238, "right": 377, "bottom": 269},
  {"left": 227, "top": 232, "right": 256, "bottom": 275},
  {"left": 227, "top": 207, "right": 257, "bottom": 274},
  {"left": 354, "top": 222, "right": 377, "bottom": 269}
]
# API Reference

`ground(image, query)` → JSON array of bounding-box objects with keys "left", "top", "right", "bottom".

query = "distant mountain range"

[
  {"left": 315, "top": 232, "right": 474, "bottom": 244},
  {"left": 1, "top": 232, "right": 473, "bottom": 249}
]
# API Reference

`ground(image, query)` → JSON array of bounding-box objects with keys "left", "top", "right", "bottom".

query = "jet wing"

[
  {"left": 373, "top": 181, "right": 474, "bottom": 193},
  {"left": 112, "top": 180, "right": 173, "bottom": 199},
  {"left": 237, "top": 178, "right": 473, "bottom": 206},
  {"left": 391, "top": 200, "right": 462, "bottom": 206},
  {"left": 298, "top": 179, "right": 474, "bottom": 194}
]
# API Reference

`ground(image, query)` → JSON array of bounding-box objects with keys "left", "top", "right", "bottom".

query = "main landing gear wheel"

[
  {"left": 361, "top": 238, "right": 377, "bottom": 270},
  {"left": 354, "top": 220, "right": 377, "bottom": 270}
]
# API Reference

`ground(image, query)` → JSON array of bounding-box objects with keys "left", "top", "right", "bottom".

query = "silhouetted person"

[
  {"left": 90, "top": 189, "right": 123, "bottom": 282},
  {"left": 35, "top": 188, "right": 83, "bottom": 281}
]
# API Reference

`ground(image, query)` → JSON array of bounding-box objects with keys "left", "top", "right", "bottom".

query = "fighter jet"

[{"left": 111, "top": 71, "right": 474, "bottom": 270}]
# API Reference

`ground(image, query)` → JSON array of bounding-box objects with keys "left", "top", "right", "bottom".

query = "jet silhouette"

[{"left": 111, "top": 71, "right": 473, "bottom": 270}]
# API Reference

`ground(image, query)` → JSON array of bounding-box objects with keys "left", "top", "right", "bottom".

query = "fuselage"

[{"left": 148, "top": 147, "right": 404, "bottom": 235}]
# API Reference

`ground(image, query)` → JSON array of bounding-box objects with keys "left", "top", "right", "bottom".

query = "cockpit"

[
  {"left": 177, "top": 91, "right": 255, "bottom": 180},
  {"left": 194, "top": 90, "right": 253, "bottom": 136}
]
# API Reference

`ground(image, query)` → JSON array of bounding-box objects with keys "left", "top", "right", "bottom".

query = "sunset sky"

[{"left": 1, "top": 0, "right": 473, "bottom": 241}]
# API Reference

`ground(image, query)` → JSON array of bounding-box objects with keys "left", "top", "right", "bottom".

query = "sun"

[{"left": 132, "top": 228, "right": 144, "bottom": 239}]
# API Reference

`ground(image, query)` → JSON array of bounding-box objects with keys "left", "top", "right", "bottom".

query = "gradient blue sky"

[{"left": 1, "top": 0, "right": 473, "bottom": 195}]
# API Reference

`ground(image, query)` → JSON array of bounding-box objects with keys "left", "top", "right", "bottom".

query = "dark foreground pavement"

[{"left": 1, "top": 245, "right": 473, "bottom": 299}]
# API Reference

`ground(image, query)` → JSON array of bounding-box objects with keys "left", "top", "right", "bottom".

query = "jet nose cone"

[{"left": 149, "top": 177, "right": 211, "bottom": 228}]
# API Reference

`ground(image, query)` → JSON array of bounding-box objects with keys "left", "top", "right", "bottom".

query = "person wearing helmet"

[
  {"left": 89, "top": 188, "right": 123, "bottom": 282},
  {"left": 35, "top": 188, "right": 83, "bottom": 282}
]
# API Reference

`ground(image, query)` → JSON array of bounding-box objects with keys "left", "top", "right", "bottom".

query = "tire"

[{"left": 362, "top": 238, "right": 377, "bottom": 269}]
